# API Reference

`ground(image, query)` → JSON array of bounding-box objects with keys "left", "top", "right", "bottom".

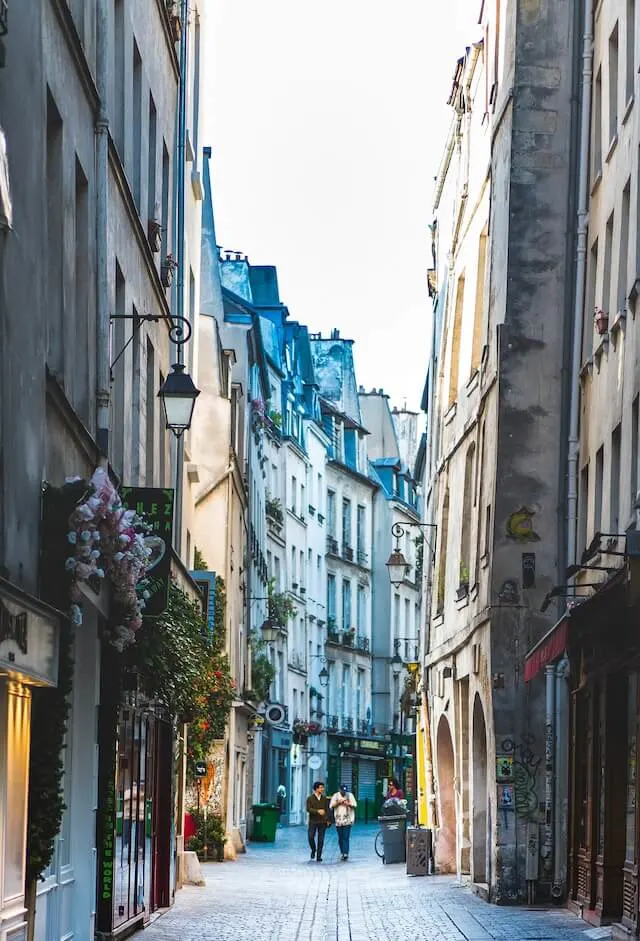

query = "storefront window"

[{"left": 113, "top": 707, "right": 153, "bottom": 928}]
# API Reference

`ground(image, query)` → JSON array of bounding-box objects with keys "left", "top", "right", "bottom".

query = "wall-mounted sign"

[
  {"left": 120, "top": 488, "right": 174, "bottom": 617},
  {"left": 496, "top": 755, "right": 514, "bottom": 781},
  {"left": 195, "top": 761, "right": 207, "bottom": 777},
  {"left": 0, "top": 581, "right": 59, "bottom": 686}
]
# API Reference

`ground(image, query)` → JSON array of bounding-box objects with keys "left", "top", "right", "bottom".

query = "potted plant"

[
  {"left": 161, "top": 253, "right": 178, "bottom": 288},
  {"left": 343, "top": 627, "right": 355, "bottom": 647},
  {"left": 594, "top": 306, "right": 609, "bottom": 335},
  {"left": 456, "top": 563, "right": 470, "bottom": 600}
]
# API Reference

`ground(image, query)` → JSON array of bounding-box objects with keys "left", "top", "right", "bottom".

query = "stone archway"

[
  {"left": 435, "top": 715, "right": 457, "bottom": 873},
  {"left": 472, "top": 693, "right": 488, "bottom": 884}
]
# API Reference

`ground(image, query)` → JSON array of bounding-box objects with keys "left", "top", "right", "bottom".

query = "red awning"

[{"left": 523, "top": 617, "right": 569, "bottom": 683}]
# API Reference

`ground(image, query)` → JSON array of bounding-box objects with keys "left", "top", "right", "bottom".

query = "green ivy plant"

[{"left": 249, "top": 630, "right": 275, "bottom": 703}]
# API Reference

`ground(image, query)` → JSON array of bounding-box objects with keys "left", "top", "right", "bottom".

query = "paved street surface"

[{"left": 137, "top": 825, "right": 602, "bottom": 940}]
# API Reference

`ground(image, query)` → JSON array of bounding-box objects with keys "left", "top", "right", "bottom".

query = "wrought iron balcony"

[
  {"left": 343, "top": 544, "right": 354, "bottom": 562},
  {"left": 356, "top": 634, "right": 370, "bottom": 653},
  {"left": 357, "top": 548, "right": 368, "bottom": 566},
  {"left": 0, "top": 0, "right": 7, "bottom": 37},
  {"left": 325, "top": 714, "right": 339, "bottom": 732},
  {"left": 327, "top": 535, "right": 339, "bottom": 555},
  {"left": 342, "top": 716, "right": 354, "bottom": 733}
]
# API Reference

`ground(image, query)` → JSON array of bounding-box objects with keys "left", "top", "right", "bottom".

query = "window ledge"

[
  {"left": 444, "top": 402, "right": 457, "bottom": 426},
  {"left": 605, "top": 133, "right": 618, "bottom": 163},
  {"left": 465, "top": 370, "right": 480, "bottom": 396},
  {"left": 455, "top": 592, "right": 470, "bottom": 611},
  {"left": 594, "top": 335, "right": 609, "bottom": 371},
  {"left": 579, "top": 357, "right": 593, "bottom": 381},
  {"left": 623, "top": 95, "right": 634, "bottom": 125},
  {"left": 433, "top": 612, "right": 444, "bottom": 628},
  {"left": 590, "top": 169, "right": 603, "bottom": 195}
]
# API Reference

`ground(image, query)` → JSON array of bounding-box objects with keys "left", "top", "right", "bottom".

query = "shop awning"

[
  {"left": 524, "top": 616, "right": 569, "bottom": 683},
  {"left": 524, "top": 568, "right": 627, "bottom": 682}
]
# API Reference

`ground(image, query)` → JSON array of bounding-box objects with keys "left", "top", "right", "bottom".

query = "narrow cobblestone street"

[{"left": 137, "top": 826, "right": 598, "bottom": 940}]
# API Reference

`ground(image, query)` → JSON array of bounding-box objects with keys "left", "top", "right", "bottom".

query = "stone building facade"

[{"left": 422, "top": 0, "right": 581, "bottom": 901}]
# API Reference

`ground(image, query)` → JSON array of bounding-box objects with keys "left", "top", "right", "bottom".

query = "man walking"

[
  {"left": 306, "top": 781, "right": 330, "bottom": 862},
  {"left": 330, "top": 783, "right": 357, "bottom": 860}
]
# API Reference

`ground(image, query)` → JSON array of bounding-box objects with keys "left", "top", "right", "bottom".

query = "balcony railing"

[
  {"left": 327, "top": 535, "right": 339, "bottom": 555},
  {"left": 342, "top": 544, "right": 354, "bottom": 562},
  {"left": 355, "top": 634, "right": 370, "bottom": 653},
  {"left": 358, "top": 719, "right": 371, "bottom": 735},
  {"left": 357, "top": 548, "right": 368, "bottom": 566},
  {"left": 0, "top": 0, "right": 7, "bottom": 37},
  {"left": 342, "top": 716, "right": 354, "bottom": 733},
  {"left": 327, "top": 629, "right": 341, "bottom": 645},
  {"left": 325, "top": 714, "right": 339, "bottom": 732}
]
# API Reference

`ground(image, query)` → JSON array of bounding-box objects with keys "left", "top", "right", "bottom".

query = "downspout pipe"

[
  {"left": 553, "top": 658, "right": 570, "bottom": 897},
  {"left": 567, "top": 0, "right": 594, "bottom": 568},
  {"left": 542, "top": 666, "right": 556, "bottom": 881},
  {"left": 96, "top": 0, "right": 110, "bottom": 459},
  {"left": 172, "top": 0, "right": 189, "bottom": 553}
]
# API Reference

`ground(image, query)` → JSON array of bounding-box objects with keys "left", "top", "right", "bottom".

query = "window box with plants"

[
  {"left": 456, "top": 563, "right": 470, "bottom": 601},
  {"left": 265, "top": 494, "right": 284, "bottom": 527},
  {"left": 343, "top": 627, "right": 355, "bottom": 647},
  {"left": 267, "top": 579, "right": 296, "bottom": 627}
]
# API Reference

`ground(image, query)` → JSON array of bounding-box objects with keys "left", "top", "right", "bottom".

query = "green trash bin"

[{"left": 251, "top": 803, "right": 279, "bottom": 842}]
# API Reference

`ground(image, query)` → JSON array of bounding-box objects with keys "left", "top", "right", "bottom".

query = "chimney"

[{"left": 331, "top": 328, "right": 340, "bottom": 340}]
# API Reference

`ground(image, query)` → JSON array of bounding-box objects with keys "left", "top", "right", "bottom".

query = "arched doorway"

[
  {"left": 472, "top": 694, "right": 488, "bottom": 883},
  {"left": 436, "top": 716, "right": 457, "bottom": 873}
]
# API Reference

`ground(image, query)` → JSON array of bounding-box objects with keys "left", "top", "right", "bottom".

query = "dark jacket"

[{"left": 306, "top": 792, "right": 330, "bottom": 822}]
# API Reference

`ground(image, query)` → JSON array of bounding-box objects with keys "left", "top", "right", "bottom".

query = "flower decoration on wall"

[{"left": 66, "top": 466, "right": 152, "bottom": 650}]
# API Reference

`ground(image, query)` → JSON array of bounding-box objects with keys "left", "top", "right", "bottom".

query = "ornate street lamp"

[
  {"left": 260, "top": 619, "right": 280, "bottom": 643},
  {"left": 391, "top": 651, "right": 404, "bottom": 677},
  {"left": 318, "top": 665, "right": 329, "bottom": 688},
  {"left": 386, "top": 520, "right": 437, "bottom": 587},
  {"left": 158, "top": 363, "right": 200, "bottom": 437}
]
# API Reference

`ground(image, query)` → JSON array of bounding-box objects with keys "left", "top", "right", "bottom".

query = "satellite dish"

[
  {"left": 308, "top": 755, "right": 322, "bottom": 771},
  {"left": 265, "top": 704, "right": 286, "bottom": 725}
]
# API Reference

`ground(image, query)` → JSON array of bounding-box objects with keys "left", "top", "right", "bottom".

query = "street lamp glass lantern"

[
  {"left": 158, "top": 363, "right": 200, "bottom": 437},
  {"left": 260, "top": 620, "right": 279, "bottom": 643},
  {"left": 386, "top": 549, "right": 410, "bottom": 588},
  {"left": 319, "top": 665, "right": 329, "bottom": 687},
  {"left": 391, "top": 652, "right": 404, "bottom": 677}
]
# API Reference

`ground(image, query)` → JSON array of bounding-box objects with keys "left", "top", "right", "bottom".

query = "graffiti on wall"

[
  {"left": 498, "top": 734, "right": 541, "bottom": 820},
  {"left": 506, "top": 507, "right": 540, "bottom": 543}
]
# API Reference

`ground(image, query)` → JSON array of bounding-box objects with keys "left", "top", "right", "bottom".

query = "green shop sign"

[{"left": 121, "top": 487, "right": 174, "bottom": 617}]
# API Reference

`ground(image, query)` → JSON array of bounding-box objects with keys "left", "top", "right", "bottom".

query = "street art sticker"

[
  {"left": 500, "top": 734, "right": 541, "bottom": 819},
  {"left": 506, "top": 507, "right": 540, "bottom": 542},
  {"left": 496, "top": 755, "right": 514, "bottom": 781},
  {"left": 498, "top": 784, "right": 515, "bottom": 809}
]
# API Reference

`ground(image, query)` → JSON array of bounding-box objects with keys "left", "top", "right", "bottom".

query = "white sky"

[{"left": 202, "top": 2, "right": 478, "bottom": 411}]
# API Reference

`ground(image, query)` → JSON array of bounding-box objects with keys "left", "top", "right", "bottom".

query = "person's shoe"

[
  {"left": 344, "top": 855, "right": 349, "bottom": 860},
  {"left": 316, "top": 857, "right": 322, "bottom": 862},
  {"left": 340, "top": 854, "right": 346, "bottom": 861},
  {"left": 310, "top": 849, "right": 316, "bottom": 860}
]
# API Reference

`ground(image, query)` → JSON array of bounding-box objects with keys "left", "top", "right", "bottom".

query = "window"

[
  {"left": 342, "top": 579, "right": 352, "bottom": 629},
  {"left": 327, "top": 574, "right": 336, "bottom": 619},
  {"left": 291, "top": 546, "right": 296, "bottom": 583},
  {"left": 437, "top": 489, "right": 450, "bottom": 611},
  {"left": 301, "top": 483, "right": 305, "bottom": 516},
  {"left": 274, "top": 556, "right": 281, "bottom": 592},
  {"left": 632, "top": 396, "right": 639, "bottom": 507},
  {"left": 47, "top": 91, "right": 63, "bottom": 375},
  {"left": 357, "top": 585, "right": 366, "bottom": 634},
  {"left": 595, "top": 445, "right": 604, "bottom": 535},
  {"left": 584, "top": 238, "right": 598, "bottom": 361},
  {"left": 593, "top": 67, "right": 603, "bottom": 177},
  {"left": 192, "top": 12, "right": 201, "bottom": 170},
  {"left": 394, "top": 594, "right": 400, "bottom": 640},
  {"left": 627, "top": 0, "right": 636, "bottom": 104},
  {"left": 603, "top": 212, "right": 614, "bottom": 315},
  {"left": 356, "top": 670, "right": 363, "bottom": 723},
  {"left": 618, "top": 179, "right": 631, "bottom": 312},
  {"left": 342, "top": 498, "right": 352, "bottom": 547},
  {"left": 609, "top": 23, "right": 619, "bottom": 143},
  {"left": 159, "top": 369, "right": 166, "bottom": 486},
  {"left": 145, "top": 339, "right": 156, "bottom": 485},
  {"left": 448, "top": 274, "right": 465, "bottom": 407},
  {"left": 75, "top": 158, "right": 89, "bottom": 423},
  {"left": 112, "top": 264, "right": 126, "bottom": 476},
  {"left": 161, "top": 142, "right": 170, "bottom": 262},
  {"left": 472, "top": 229, "right": 487, "bottom": 371},
  {"left": 344, "top": 428, "right": 357, "bottom": 469},
  {"left": 357, "top": 505, "right": 366, "bottom": 559},
  {"left": 299, "top": 550, "right": 304, "bottom": 588},
  {"left": 484, "top": 504, "right": 491, "bottom": 556},
  {"left": 132, "top": 40, "right": 142, "bottom": 209},
  {"left": 327, "top": 489, "right": 336, "bottom": 535},
  {"left": 114, "top": 0, "right": 125, "bottom": 157},
  {"left": 578, "top": 464, "right": 589, "bottom": 561},
  {"left": 148, "top": 94, "right": 157, "bottom": 226},
  {"left": 611, "top": 424, "right": 621, "bottom": 531},
  {"left": 317, "top": 473, "right": 323, "bottom": 514},
  {"left": 291, "top": 476, "right": 297, "bottom": 514},
  {"left": 460, "top": 445, "right": 475, "bottom": 584}
]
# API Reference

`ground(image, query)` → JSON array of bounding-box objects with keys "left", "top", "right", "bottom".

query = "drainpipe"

[
  {"left": 96, "top": 0, "right": 110, "bottom": 459},
  {"left": 542, "top": 665, "right": 555, "bottom": 881},
  {"left": 553, "top": 658, "right": 570, "bottom": 897},
  {"left": 567, "top": 0, "right": 594, "bottom": 568},
  {"left": 172, "top": 0, "right": 189, "bottom": 553}
]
